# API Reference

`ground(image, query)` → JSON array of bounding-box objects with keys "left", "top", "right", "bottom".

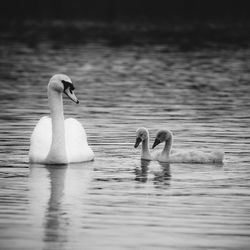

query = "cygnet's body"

[
  {"left": 29, "top": 74, "right": 94, "bottom": 164},
  {"left": 152, "top": 129, "right": 224, "bottom": 163}
]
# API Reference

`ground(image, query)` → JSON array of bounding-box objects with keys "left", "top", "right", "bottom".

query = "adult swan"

[{"left": 29, "top": 74, "right": 94, "bottom": 164}]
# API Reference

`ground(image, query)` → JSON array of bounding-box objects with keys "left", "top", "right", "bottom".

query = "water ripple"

[{"left": 0, "top": 42, "right": 250, "bottom": 249}]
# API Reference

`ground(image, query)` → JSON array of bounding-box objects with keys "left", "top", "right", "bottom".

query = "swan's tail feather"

[{"left": 212, "top": 150, "right": 224, "bottom": 163}]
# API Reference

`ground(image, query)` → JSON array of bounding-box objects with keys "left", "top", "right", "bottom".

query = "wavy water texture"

[{"left": 0, "top": 41, "right": 250, "bottom": 250}]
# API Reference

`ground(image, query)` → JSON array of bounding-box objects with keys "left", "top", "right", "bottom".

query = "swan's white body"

[
  {"left": 29, "top": 117, "right": 94, "bottom": 164},
  {"left": 29, "top": 74, "right": 94, "bottom": 164},
  {"left": 153, "top": 129, "right": 224, "bottom": 163}
]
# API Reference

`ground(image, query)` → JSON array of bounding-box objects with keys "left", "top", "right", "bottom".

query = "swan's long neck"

[
  {"left": 161, "top": 135, "right": 173, "bottom": 159},
  {"left": 141, "top": 137, "right": 151, "bottom": 160},
  {"left": 46, "top": 87, "right": 67, "bottom": 164}
]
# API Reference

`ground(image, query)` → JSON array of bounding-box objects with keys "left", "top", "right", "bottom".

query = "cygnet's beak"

[
  {"left": 64, "top": 88, "right": 79, "bottom": 104},
  {"left": 134, "top": 137, "right": 142, "bottom": 148},
  {"left": 152, "top": 138, "right": 161, "bottom": 149}
]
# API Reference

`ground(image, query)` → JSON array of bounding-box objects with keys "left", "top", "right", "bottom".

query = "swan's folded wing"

[
  {"left": 65, "top": 118, "right": 94, "bottom": 162},
  {"left": 65, "top": 118, "right": 87, "bottom": 143},
  {"left": 29, "top": 116, "right": 52, "bottom": 162}
]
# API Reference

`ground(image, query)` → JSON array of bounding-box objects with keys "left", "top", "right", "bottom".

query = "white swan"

[
  {"left": 134, "top": 127, "right": 152, "bottom": 161},
  {"left": 152, "top": 129, "right": 224, "bottom": 163},
  {"left": 29, "top": 74, "right": 94, "bottom": 164}
]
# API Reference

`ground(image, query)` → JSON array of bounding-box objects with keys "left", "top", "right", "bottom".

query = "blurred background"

[
  {"left": 1, "top": 0, "right": 249, "bottom": 19},
  {"left": 1, "top": 0, "right": 250, "bottom": 47},
  {"left": 1, "top": 0, "right": 250, "bottom": 19}
]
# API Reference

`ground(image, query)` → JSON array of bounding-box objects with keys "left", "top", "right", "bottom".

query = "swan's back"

[
  {"left": 29, "top": 116, "right": 52, "bottom": 163},
  {"left": 29, "top": 117, "right": 94, "bottom": 163},
  {"left": 65, "top": 118, "right": 94, "bottom": 163},
  {"left": 170, "top": 149, "right": 224, "bottom": 163}
]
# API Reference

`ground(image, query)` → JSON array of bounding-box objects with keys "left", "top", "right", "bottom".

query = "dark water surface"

[{"left": 0, "top": 41, "right": 250, "bottom": 249}]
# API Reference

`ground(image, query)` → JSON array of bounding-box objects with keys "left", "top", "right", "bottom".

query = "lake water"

[{"left": 0, "top": 41, "right": 250, "bottom": 250}]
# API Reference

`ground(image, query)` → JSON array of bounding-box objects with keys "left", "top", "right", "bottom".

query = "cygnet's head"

[
  {"left": 152, "top": 129, "right": 173, "bottom": 149},
  {"left": 48, "top": 74, "right": 79, "bottom": 104},
  {"left": 134, "top": 127, "right": 149, "bottom": 148}
]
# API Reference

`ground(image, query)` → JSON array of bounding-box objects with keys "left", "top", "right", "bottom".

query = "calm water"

[{"left": 0, "top": 41, "right": 250, "bottom": 250}]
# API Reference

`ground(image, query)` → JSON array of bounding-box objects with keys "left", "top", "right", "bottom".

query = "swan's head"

[
  {"left": 134, "top": 127, "right": 149, "bottom": 148},
  {"left": 152, "top": 129, "right": 173, "bottom": 149},
  {"left": 48, "top": 74, "right": 79, "bottom": 104}
]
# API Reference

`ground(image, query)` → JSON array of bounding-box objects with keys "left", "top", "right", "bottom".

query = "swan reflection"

[
  {"left": 153, "top": 162, "right": 171, "bottom": 187},
  {"left": 44, "top": 165, "right": 68, "bottom": 247},
  {"left": 29, "top": 163, "right": 93, "bottom": 249},
  {"left": 134, "top": 159, "right": 150, "bottom": 183},
  {"left": 134, "top": 160, "right": 171, "bottom": 187}
]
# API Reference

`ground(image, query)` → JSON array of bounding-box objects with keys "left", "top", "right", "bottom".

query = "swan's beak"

[
  {"left": 64, "top": 88, "right": 79, "bottom": 104},
  {"left": 152, "top": 138, "right": 161, "bottom": 149},
  {"left": 134, "top": 137, "right": 142, "bottom": 148}
]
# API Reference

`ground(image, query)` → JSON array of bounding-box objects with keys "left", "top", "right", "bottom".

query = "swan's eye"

[
  {"left": 62, "top": 80, "right": 75, "bottom": 92},
  {"left": 140, "top": 133, "right": 146, "bottom": 138}
]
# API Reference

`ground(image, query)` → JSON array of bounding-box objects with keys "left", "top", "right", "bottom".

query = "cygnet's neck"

[
  {"left": 141, "top": 137, "right": 152, "bottom": 160},
  {"left": 46, "top": 86, "right": 67, "bottom": 164},
  {"left": 161, "top": 135, "right": 173, "bottom": 160}
]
